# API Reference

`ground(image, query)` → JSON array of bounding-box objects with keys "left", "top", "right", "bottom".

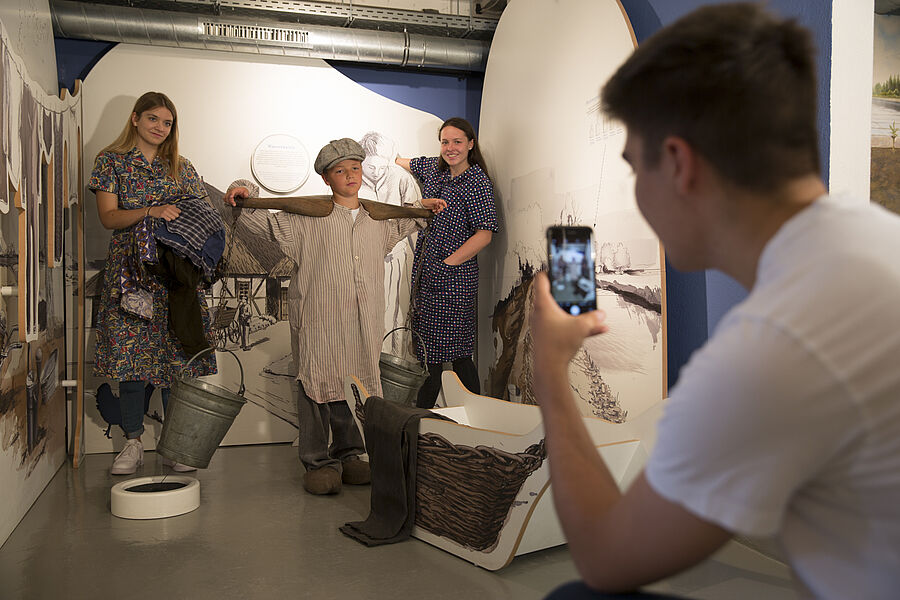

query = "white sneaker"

[
  {"left": 110, "top": 439, "right": 144, "bottom": 475},
  {"left": 162, "top": 457, "right": 197, "bottom": 472}
]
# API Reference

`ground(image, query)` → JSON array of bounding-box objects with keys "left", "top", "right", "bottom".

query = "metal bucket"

[
  {"left": 379, "top": 327, "right": 428, "bottom": 406},
  {"left": 157, "top": 348, "right": 246, "bottom": 469}
]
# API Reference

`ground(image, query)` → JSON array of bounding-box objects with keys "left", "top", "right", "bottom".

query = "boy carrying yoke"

[{"left": 224, "top": 138, "right": 445, "bottom": 495}]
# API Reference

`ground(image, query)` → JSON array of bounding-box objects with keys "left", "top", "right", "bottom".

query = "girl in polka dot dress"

[{"left": 396, "top": 118, "right": 498, "bottom": 408}]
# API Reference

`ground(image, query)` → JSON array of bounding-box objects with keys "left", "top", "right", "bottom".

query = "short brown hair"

[{"left": 602, "top": 3, "right": 820, "bottom": 192}]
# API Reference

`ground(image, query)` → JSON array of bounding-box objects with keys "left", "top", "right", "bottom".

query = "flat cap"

[{"left": 314, "top": 138, "right": 366, "bottom": 175}]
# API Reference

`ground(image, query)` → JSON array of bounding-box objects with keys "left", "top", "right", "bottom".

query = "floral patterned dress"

[{"left": 88, "top": 148, "right": 216, "bottom": 385}]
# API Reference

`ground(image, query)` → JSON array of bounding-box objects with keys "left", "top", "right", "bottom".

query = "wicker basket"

[
  {"left": 414, "top": 432, "right": 546, "bottom": 552},
  {"left": 350, "top": 383, "right": 547, "bottom": 553}
]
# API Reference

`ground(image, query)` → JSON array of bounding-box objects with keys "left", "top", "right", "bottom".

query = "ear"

[
  {"left": 131, "top": 112, "right": 139, "bottom": 127},
  {"left": 321, "top": 174, "right": 331, "bottom": 188},
  {"left": 661, "top": 136, "right": 698, "bottom": 197}
]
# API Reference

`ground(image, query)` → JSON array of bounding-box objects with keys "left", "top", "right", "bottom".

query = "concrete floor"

[{"left": 0, "top": 444, "right": 799, "bottom": 599}]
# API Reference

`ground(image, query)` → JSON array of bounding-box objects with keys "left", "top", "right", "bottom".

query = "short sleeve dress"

[
  {"left": 88, "top": 148, "right": 216, "bottom": 386},
  {"left": 408, "top": 157, "right": 498, "bottom": 363}
]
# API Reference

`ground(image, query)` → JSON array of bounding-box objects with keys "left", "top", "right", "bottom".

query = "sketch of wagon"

[{"left": 210, "top": 305, "right": 240, "bottom": 347}]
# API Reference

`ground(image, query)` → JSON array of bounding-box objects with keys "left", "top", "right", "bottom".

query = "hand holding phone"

[{"left": 546, "top": 225, "right": 597, "bottom": 316}]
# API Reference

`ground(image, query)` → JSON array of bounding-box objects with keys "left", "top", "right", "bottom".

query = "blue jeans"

[
  {"left": 120, "top": 381, "right": 170, "bottom": 439},
  {"left": 545, "top": 582, "right": 690, "bottom": 600}
]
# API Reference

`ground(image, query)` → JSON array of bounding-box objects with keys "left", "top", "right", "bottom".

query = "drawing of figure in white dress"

[{"left": 358, "top": 131, "right": 423, "bottom": 357}]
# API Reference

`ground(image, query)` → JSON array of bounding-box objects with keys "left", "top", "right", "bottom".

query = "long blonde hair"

[{"left": 100, "top": 91, "right": 183, "bottom": 182}]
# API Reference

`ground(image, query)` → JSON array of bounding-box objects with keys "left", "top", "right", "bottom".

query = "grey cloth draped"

[{"left": 339, "top": 396, "right": 451, "bottom": 546}]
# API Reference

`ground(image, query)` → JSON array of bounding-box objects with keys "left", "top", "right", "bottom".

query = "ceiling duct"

[{"left": 50, "top": 0, "right": 492, "bottom": 72}]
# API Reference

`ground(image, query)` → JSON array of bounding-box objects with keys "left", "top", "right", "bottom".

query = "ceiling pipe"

[{"left": 50, "top": 0, "right": 490, "bottom": 72}]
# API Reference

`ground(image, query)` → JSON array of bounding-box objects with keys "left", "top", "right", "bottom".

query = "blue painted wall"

[
  {"left": 330, "top": 63, "right": 484, "bottom": 129},
  {"left": 620, "top": 0, "right": 833, "bottom": 386},
  {"left": 55, "top": 38, "right": 115, "bottom": 92},
  {"left": 55, "top": 0, "right": 834, "bottom": 391}
]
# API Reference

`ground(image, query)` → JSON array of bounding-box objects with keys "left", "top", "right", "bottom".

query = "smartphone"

[{"left": 546, "top": 225, "right": 597, "bottom": 316}]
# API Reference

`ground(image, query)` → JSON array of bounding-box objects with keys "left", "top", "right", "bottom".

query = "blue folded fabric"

[{"left": 153, "top": 197, "right": 226, "bottom": 280}]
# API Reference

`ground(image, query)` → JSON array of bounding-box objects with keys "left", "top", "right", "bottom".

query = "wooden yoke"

[
  {"left": 235, "top": 195, "right": 433, "bottom": 221},
  {"left": 236, "top": 195, "right": 334, "bottom": 216},
  {"left": 360, "top": 199, "right": 433, "bottom": 220}
]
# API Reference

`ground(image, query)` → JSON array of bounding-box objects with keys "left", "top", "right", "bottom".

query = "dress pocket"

[{"left": 426, "top": 260, "right": 458, "bottom": 293}]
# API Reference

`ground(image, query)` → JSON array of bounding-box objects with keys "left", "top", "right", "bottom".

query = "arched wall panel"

[{"left": 478, "top": 0, "right": 665, "bottom": 421}]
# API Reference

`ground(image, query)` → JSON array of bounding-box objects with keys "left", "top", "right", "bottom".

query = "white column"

[{"left": 829, "top": 0, "right": 875, "bottom": 203}]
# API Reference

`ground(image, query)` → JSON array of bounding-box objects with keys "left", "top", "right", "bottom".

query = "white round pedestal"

[{"left": 110, "top": 476, "right": 200, "bottom": 520}]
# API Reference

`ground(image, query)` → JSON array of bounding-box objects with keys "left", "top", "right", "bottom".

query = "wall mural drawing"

[
  {"left": 24, "top": 346, "right": 58, "bottom": 455},
  {"left": 0, "top": 20, "right": 83, "bottom": 547},
  {"left": 478, "top": 0, "right": 665, "bottom": 423},
  {"left": 359, "top": 131, "right": 423, "bottom": 358},
  {"left": 871, "top": 12, "right": 900, "bottom": 214},
  {"left": 207, "top": 182, "right": 297, "bottom": 425}
]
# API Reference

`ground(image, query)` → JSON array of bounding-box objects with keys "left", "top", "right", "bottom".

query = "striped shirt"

[{"left": 229, "top": 180, "right": 426, "bottom": 403}]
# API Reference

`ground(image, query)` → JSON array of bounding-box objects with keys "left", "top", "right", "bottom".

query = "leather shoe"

[
  {"left": 341, "top": 459, "right": 371, "bottom": 485},
  {"left": 304, "top": 467, "right": 341, "bottom": 495}
]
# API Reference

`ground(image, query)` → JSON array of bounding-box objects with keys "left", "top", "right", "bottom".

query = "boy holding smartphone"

[{"left": 533, "top": 4, "right": 900, "bottom": 599}]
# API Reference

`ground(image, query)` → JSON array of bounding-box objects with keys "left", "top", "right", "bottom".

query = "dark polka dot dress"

[{"left": 409, "top": 157, "right": 498, "bottom": 364}]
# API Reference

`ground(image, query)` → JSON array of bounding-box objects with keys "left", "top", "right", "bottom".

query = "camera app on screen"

[{"left": 547, "top": 226, "right": 597, "bottom": 314}]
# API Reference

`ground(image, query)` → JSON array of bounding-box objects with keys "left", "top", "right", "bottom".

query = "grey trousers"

[{"left": 294, "top": 379, "right": 365, "bottom": 473}]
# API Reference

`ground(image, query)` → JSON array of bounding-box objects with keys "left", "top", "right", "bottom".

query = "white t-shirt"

[{"left": 646, "top": 195, "right": 900, "bottom": 599}]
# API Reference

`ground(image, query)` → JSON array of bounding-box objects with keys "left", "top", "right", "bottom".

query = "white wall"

[
  {"left": 0, "top": 0, "right": 57, "bottom": 97},
  {"left": 829, "top": 0, "right": 874, "bottom": 203}
]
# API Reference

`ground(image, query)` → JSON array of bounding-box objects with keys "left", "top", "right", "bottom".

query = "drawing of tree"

[
  {"left": 599, "top": 241, "right": 616, "bottom": 273},
  {"left": 612, "top": 242, "right": 631, "bottom": 273}
]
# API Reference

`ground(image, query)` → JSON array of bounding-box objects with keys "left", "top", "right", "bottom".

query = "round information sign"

[{"left": 250, "top": 134, "right": 310, "bottom": 193}]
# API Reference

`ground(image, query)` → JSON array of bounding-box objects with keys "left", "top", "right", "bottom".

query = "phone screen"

[{"left": 547, "top": 226, "right": 597, "bottom": 315}]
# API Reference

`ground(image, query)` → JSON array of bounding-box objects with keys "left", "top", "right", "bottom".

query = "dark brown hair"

[
  {"left": 101, "top": 91, "right": 183, "bottom": 182},
  {"left": 437, "top": 117, "right": 491, "bottom": 181},
  {"left": 602, "top": 3, "right": 820, "bottom": 192}
]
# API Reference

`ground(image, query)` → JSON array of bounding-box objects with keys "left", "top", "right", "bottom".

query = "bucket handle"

[
  {"left": 383, "top": 326, "right": 427, "bottom": 365},
  {"left": 183, "top": 347, "right": 245, "bottom": 396}
]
